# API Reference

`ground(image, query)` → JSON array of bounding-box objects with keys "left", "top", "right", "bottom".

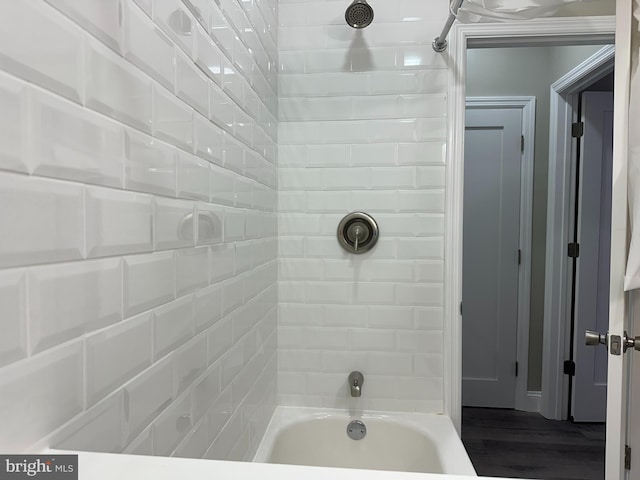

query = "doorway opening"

[
  {"left": 443, "top": 10, "right": 635, "bottom": 480},
  {"left": 542, "top": 46, "right": 615, "bottom": 423},
  {"left": 462, "top": 44, "right": 614, "bottom": 415},
  {"left": 455, "top": 34, "right": 615, "bottom": 480}
]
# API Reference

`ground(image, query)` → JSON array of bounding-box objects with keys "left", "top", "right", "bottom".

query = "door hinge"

[
  {"left": 567, "top": 242, "right": 580, "bottom": 258},
  {"left": 460, "top": 302, "right": 463, "bottom": 316},
  {"left": 626, "top": 445, "right": 631, "bottom": 470},
  {"left": 563, "top": 360, "right": 576, "bottom": 376},
  {"left": 521, "top": 135, "right": 525, "bottom": 153},
  {"left": 518, "top": 249, "right": 522, "bottom": 265},
  {"left": 572, "top": 122, "right": 584, "bottom": 138},
  {"left": 515, "top": 362, "right": 519, "bottom": 377}
]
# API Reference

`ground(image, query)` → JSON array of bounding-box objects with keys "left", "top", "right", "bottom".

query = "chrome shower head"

[{"left": 345, "top": 0, "right": 374, "bottom": 29}]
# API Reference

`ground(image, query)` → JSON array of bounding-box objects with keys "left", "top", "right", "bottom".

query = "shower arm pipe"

[{"left": 432, "top": 0, "right": 465, "bottom": 52}]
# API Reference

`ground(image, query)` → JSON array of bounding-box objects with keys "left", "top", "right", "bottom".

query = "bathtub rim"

[
  {"left": 44, "top": 449, "right": 513, "bottom": 480},
  {"left": 253, "top": 406, "right": 477, "bottom": 476}
]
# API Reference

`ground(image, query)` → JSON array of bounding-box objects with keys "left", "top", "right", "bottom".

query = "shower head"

[{"left": 345, "top": 0, "right": 374, "bottom": 29}]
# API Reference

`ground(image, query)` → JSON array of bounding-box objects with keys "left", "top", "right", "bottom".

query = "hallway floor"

[{"left": 461, "top": 407, "right": 605, "bottom": 480}]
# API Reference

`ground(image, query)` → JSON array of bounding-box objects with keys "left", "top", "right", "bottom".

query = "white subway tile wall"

[
  {"left": 0, "top": 0, "right": 278, "bottom": 462},
  {"left": 278, "top": 0, "right": 448, "bottom": 412}
]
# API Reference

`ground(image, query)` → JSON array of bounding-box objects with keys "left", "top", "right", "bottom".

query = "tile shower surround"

[
  {"left": 0, "top": 0, "right": 279, "bottom": 461},
  {"left": 0, "top": 0, "right": 452, "bottom": 463},
  {"left": 277, "top": 0, "right": 449, "bottom": 412}
]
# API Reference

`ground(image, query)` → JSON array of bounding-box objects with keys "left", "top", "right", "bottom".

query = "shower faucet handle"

[
  {"left": 337, "top": 212, "right": 379, "bottom": 254},
  {"left": 353, "top": 225, "right": 362, "bottom": 252}
]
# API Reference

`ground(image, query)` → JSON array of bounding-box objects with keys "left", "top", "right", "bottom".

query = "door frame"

[
  {"left": 541, "top": 45, "right": 615, "bottom": 422},
  {"left": 465, "top": 96, "right": 536, "bottom": 412},
  {"left": 443, "top": 15, "right": 616, "bottom": 432}
]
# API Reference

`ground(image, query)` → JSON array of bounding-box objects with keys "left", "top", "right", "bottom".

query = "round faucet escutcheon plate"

[
  {"left": 347, "top": 420, "right": 367, "bottom": 440},
  {"left": 337, "top": 212, "right": 379, "bottom": 254}
]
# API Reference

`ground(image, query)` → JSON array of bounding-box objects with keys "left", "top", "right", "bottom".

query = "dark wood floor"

[{"left": 461, "top": 407, "right": 605, "bottom": 480}]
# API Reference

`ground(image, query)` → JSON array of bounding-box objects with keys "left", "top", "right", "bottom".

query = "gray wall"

[
  {"left": 553, "top": 2, "right": 615, "bottom": 16},
  {"left": 466, "top": 45, "right": 604, "bottom": 391}
]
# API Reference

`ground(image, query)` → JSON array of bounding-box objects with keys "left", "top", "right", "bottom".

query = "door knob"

[
  {"left": 586, "top": 329, "right": 640, "bottom": 355},
  {"left": 585, "top": 329, "right": 608, "bottom": 346},
  {"left": 622, "top": 332, "right": 640, "bottom": 353}
]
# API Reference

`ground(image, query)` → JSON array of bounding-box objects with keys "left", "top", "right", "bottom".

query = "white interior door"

[
  {"left": 603, "top": 1, "right": 633, "bottom": 477},
  {"left": 462, "top": 107, "right": 522, "bottom": 408},
  {"left": 572, "top": 92, "right": 614, "bottom": 422}
]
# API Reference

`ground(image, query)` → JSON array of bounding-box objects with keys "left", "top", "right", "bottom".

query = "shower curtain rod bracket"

[
  {"left": 432, "top": 37, "right": 448, "bottom": 52},
  {"left": 432, "top": 0, "right": 465, "bottom": 53}
]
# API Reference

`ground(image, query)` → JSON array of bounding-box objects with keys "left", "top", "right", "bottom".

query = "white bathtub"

[
  {"left": 253, "top": 407, "right": 477, "bottom": 476},
  {"left": 50, "top": 450, "right": 516, "bottom": 480}
]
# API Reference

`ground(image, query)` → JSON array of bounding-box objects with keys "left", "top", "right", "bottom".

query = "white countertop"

[{"left": 51, "top": 450, "right": 530, "bottom": 480}]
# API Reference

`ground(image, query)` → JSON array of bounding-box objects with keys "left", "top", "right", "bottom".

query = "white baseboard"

[{"left": 524, "top": 391, "right": 541, "bottom": 413}]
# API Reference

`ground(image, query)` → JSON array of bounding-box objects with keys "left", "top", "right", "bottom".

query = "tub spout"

[
  {"left": 348, "top": 371, "right": 364, "bottom": 397},
  {"left": 351, "top": 384, "right": 361, "bottom": 397}
]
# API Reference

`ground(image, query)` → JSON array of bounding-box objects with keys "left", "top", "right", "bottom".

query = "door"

[
  {"left": 603, "top": 2, "right": 633, "bottom": 477},
  {"left": 572, "top": 92, "right": 614, "bottom": 422},
  {"left": 462, "top": 106, "right": 523, "bottom": 408}
]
